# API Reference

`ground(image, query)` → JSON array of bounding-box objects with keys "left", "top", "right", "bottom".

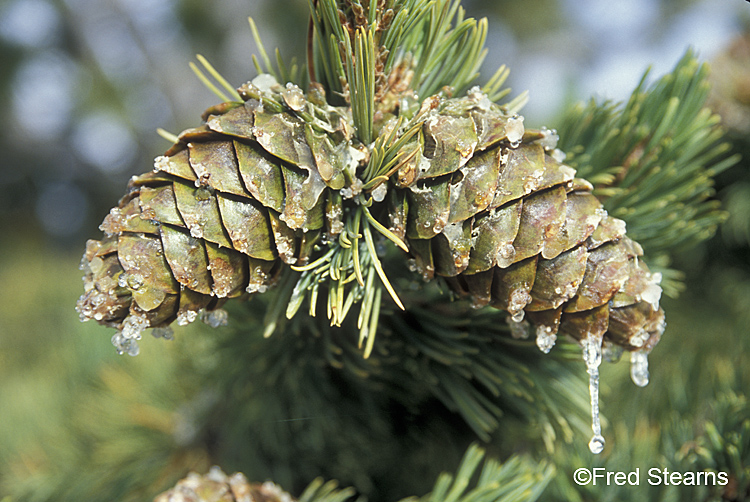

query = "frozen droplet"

[
  {"left": 628, "top": 329, "right": 649, "bottom": 348},
  {"left": 122, "top": 314, "right": 149, "bottom": 340},
  {"left": 535, "top": 325, "right": 557, "bottom": 354},
  {"left": 640, "top": 274, "right": 663, "bottom": 310},
  {"left": 495, "top": 243, "right": 515, "bottom": 268},
  {"left": 507, "top": 316, "right": 529, "bottom": 339},
  {"left": 176, "top": 310, "right": 198, "bottom": 326},
  {"left": 505, "top": 115, "right": 525, "bottom": 147},
  {"left": 550, "top": 148, "right": 567, "bottom": 163},
  {"left": 125, "top": 339, "right": 140, "bottom": 356},
  {"left": 126, "top": 272, "right": 144, "bottom": 290},
  {"left": 111, "top": 331, "right": 140, "bottom": 356},
  {"left": 282, "top": 83, "right": 306, "bottom": 112},
  {"left": 581, "top": 334, "right": 604, "bottom": 454},
  {"left": 371, "top": 183, "right": 388, "bottom": 202},
  {"left": 630, "top": 350, "right": 649, "bottom": 387},
  {"left": 150, "top": 326, "right": 174, "bottom": 340},
  {"left": 203, "top": 308, "right": 228, "bottom": 328},
  {"left": 589, "top": 434, "right": 605, "bottom": 454},
  {"left": 153, "top": 155, "right": 169, "bottom": 172},
  {"left": 538, "top": 126, "right": 559, "bottom": 151},
  {"left": 194, "top": 186, "right": 211, "bottom": 200}
]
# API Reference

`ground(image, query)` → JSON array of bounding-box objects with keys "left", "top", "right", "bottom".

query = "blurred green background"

[{"left": 1, "top": 0, "right": 749, "bottom": 500}]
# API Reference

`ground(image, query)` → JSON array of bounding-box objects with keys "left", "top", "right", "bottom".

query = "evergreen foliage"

[{"left": 0, "top": 2, "right": 746, "bottom": 502}]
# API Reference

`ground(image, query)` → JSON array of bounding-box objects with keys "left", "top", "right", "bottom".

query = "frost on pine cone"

[
  {"left": 77, "top": 75, "right": 665, "bottom": 358},
  {"left": 153, "top": 467, "right": 294, "bottom": 502}
]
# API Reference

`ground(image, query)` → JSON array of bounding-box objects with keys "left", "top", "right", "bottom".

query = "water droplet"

[
  {"left": 282, "top": 83, "right": 306, "bottom": 112},
  {"left": 203, "top": 308, "right": 228, "bottom": 328},
  {"left": 126, "top": 273, "right": 144, "bottom": 290},
  {"left": 150, "top": 326, "right": 174, "bottom": 340},
  {"left": 535, "top": 325, "right": 557, "bottom": 354},
  {"left": 121, "top": 314, "right": 149, "bottom": 340},
  {"left": 640, "top": 275, "right": 663, "bottom": 310},
  {"left": 111, "top": 331, "right": 140, "bottom": 356},
  {"left": 589, "top": 434, "right": 605, "bottom": 454},
  {"left": 194, "top": 187, "right": 211, "bottom": 200},
  {"left": 538, "top": 126, "right": 559, "bottom": 151},
  {"left": 505, "top": 115, "right": 525, "bottom": 147},
  {"left": 630, "top": 350, "right": 649, "bottom": 387},
  {"left": 507, "top": 316, "right": 529, "bottom": 339},
  {"left": 126, "top": 339, "right": 140, "bottom": 356},
  {"left": 628, "top": 329, "right": 649, "bottom": 348},
  {"left": 550, "top": 148, "right": 567, "bottom": 163},
  {"left": 371, "top": 183, "right": 388, "bottom": 202},
  {"left": 176, "top": 310, "right": 198, "bottom": 326},
  {"left": 581, "top": 334, "right": 604, "bottom": 454}
]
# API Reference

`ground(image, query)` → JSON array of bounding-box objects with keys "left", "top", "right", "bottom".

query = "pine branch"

[
  {"left": 556, "top": 50, "right": 740, "bottom": 295},
  {"left": 400, "top": 443, "right": 554, "bottom": 502}
]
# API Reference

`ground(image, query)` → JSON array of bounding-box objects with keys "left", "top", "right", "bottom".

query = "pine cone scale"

[
  {"left": 172, "top": 181, "right": 233, "bottom": 247},
  {"left": 159, "top": 225, "right": 213, "bottom": 295},
  {"left": 188, "top": 141, "right": 248, "bottom": 197},
  {"left": 233, "top": 140, "right": 285, "bottom": 212}
]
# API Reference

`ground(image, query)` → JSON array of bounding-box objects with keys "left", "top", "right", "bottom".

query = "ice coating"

[
  {"left": 535, "top": 325, "right": 557, "bottom": 354},
  {"left": 581, "top": 334, "right": 605, "bottom": 454},
  {"left": 203, "top": 308, "right": 229, "bottom": 328},
  {"left": 505, "top": 115, "right": 525, "bottom": 146},
  {"left": 630, "top": 350, "right": 650, "bottom": 387}
]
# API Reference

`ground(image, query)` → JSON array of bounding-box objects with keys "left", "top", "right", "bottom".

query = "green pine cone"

[{"left": 77, "top": 75, "right": 664, "bottom": 357}]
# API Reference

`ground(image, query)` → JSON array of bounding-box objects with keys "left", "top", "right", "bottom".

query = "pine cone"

[
  {"left": 153, "top": 467, "right": 294, "bottom": 502},
  {"left": 77, "top": 76, "right": 664, "bottom": 356}
]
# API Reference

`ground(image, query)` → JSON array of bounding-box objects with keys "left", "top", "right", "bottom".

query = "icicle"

[
  {"left": 630, "top": 350, "right": 650, "bottom": 387},
  {"left": 581, "top": 334, "right": 605, "bottom": 454}
]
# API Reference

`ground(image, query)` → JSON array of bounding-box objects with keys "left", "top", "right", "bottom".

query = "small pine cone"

[
  {"left": 153, "top": 466, "right": 294, "bottom": 502},
  {"left": 77, "top": 77, "right": 664, "bottom": 355}
]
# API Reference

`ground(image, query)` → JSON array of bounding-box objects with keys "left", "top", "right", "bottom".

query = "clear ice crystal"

[
  {"left": 505, "top": 115, "right": 525, "bottom": 147},
  {"left": 203, "top": 308, "right": 228, "bottom": 328},
  {"left": 121, "top": 314, "right": 149, "bottom": 340},
  {"left": 538, "top": 126, "right": 559, "bottom": 151},
  {"left": 111, "top": 331, "right": 140, "bottom": 356},
  {"left": 581, "top": 334, "right": 605, "bottom": 454},
  {"left": 150, "top": 326, "right": 174, "bottom": 340},
  {"left": 535, "top": 325, "right": 557, "bottom": 354},
  {"left": 628, "top": 329, "right": 649, "bottom": 349},
  {"left": 177, "top": 310, "right": 199, "bottom": 326},
  {"left": 602, "top": 341, "right": 624, "bottom": 363},
  {"left": 589, "top": 434, "right": 605, "bottom": 455},
  {"left": 507, "top": 316, "right": 529, "bottom": 339},
  {"left": 371, "top": 182, "right": 388, "bottom": 202},
  {"left": 630, "top": 350, "right": 650, "bottom": 387}
]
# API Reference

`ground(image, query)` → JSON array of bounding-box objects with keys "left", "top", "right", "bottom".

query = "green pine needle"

[
  {"left": 402, "top": 443, "right": 554, "bottom": 502},
  {"left": 557, "top": 49, "right": 740, "bottom": 292}
]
